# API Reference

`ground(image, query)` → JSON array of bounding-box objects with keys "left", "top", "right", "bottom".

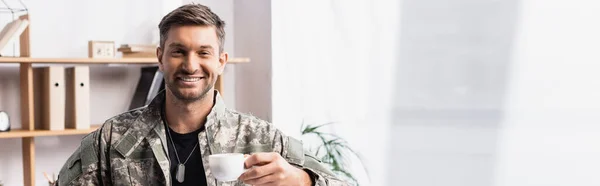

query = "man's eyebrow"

[
  {"left": 168, "top": 42, "right": 187, "bottom": 48},
  {"left": 199, "top": 45, "right": 214, "bottom": 50},
  {"left": 168, "top": 43, "right": 214, "bottom": 51}
]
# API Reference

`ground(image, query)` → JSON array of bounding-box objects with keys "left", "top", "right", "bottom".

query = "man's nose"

[{"left": 182, "top": 54, "right": 200, "bottom": 74}]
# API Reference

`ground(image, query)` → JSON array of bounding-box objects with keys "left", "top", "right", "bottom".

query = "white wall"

[{"left": 233, "top": 0, "right": 272, "bottom": 122}]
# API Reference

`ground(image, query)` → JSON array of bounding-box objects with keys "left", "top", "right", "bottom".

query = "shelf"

[
  {"left": 0, "top": 126, "right": 100, "bottom": 138},
  {"left": 0, "top": 57, "right": 250, "bottom": 64}
]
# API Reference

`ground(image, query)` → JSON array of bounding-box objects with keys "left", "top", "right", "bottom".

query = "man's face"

[{"left": 157, "top": 25, "right": 227, "bottom": 102}]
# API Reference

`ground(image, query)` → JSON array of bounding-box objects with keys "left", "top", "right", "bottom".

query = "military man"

[{"left": 57, "top": 3, "right": 348, "bottom": 186}]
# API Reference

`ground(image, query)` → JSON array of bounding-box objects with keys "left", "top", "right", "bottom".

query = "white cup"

[{"left": 209, "top": 153, "right": 247, "bottom": 182}]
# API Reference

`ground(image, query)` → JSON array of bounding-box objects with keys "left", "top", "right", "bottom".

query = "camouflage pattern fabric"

[{"left": 58, "top": 90, "right": 348, "bottom": 186}]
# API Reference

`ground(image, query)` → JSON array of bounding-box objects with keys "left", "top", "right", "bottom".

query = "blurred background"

[{"left": 1, "top": 0, "right": 600, "bottom": 185}]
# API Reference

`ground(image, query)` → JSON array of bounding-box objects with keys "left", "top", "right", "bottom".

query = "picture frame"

[{"left": 88, "top": 40, "right": 115, "bottom": 58}]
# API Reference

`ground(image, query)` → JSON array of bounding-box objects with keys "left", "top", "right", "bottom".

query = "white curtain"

[{"left": 271, "top": 0, "right": 399, "bottom": 185}]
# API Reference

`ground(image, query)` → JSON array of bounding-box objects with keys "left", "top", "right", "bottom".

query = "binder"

[
  {"left": 41, "top": 66, "right": 65, "bottom": 130},
  {"left": 65, "top": 66, "right": 90, "bottom": 129},
  {"left": 129, "top": 66, "right": 164, "bottom": 110}
]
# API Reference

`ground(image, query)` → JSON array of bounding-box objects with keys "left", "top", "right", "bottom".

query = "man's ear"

[
  {"left": 218, "top": 52, "right": 229, "bottom": 75},
  {"left": 157, "top": 47, "right": 164, "bottom": 71}
]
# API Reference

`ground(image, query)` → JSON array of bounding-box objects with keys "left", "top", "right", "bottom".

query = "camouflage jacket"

[{"left": 58, "top": 91, "right": 348, "bottom": 186}]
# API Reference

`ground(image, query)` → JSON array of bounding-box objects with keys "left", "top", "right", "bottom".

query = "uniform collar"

[{"left": 114, "top": 89, "right": 226, "bottom": 157}]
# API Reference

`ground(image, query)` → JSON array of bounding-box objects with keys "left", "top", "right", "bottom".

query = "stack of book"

[{"left": 117, "top": 44, "right": 156, "bottom": 58}]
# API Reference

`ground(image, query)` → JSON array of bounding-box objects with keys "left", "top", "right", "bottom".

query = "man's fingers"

[
  {"left": 241, "top": 173, "right": 280, "bottom": 185},
  {"left": 244, "top": 152, "right": 279, "bottom": 168},
  {"left": 239, "top": 160, "right": 282, "bottom": 181},
  {"left": 259, "top": 183, "right": 278, "bottom": 186}
]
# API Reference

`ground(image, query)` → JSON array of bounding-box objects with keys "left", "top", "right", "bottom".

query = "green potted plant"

[{"left": 301, "top": 122, "right": 366, "bottom": 185}]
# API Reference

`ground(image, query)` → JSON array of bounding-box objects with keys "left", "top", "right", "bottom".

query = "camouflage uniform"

[{"left": 58, "top": 91, "right": 348, "bottom": 186}]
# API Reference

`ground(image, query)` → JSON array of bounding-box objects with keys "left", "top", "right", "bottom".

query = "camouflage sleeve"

[
  {"left": 57, "top": 122, "right": 111, "bottom": 186},
  {"left": 274, "top": 130, "right": 350, "bottom": 186}
]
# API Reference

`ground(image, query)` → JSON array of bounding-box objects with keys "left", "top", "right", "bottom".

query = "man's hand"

[{"left": 239, "top": 152, "right": 312, "bottom": 186}]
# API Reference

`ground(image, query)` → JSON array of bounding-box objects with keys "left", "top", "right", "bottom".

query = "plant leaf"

[{"left": 300, "top": 122, "right": 366, "bottom": 185}]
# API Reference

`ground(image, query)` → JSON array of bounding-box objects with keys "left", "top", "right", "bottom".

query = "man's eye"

[
  {"left": 199, "top": 51, "right": 210, "bottom": 55},
  {"left": 172, "top": 50, "right": 184, "bottom": 55}
]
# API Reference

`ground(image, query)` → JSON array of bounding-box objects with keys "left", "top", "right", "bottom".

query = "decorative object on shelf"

[
  {"left": 88, "top": 40, "right": 115, "bottom": 58},
  {"left": 0, "top": 16, "right": 29, "bottom": 55},
  {"left": 301, "top": 122, "right": 367, "bottom": 186},
  {"left": 0, "top": 0, "right": 29, "bottom": 57},
  {"left": 0, "top": 111, "right": 9, "bottom": 132},
  {"left": 117, "top": 44, "right": 156, "bottom": 58},
  {"left": 65, "top": 66, "right": 90, "bottom": 129}
]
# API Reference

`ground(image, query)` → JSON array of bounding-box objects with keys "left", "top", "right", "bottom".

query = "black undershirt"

[{"left": 162, "top": 113, "right": 207, "bottom": 185}]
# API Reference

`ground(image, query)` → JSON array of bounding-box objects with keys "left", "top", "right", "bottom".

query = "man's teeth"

[{"left": 180, "top": 77, "right": 201, "bottom": 82}]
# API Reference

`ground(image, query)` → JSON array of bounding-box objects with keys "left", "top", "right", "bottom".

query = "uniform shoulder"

[
  {"left": 105, "top": 107, "right": 145, "bottom": 124},
  {"left": 225, "top": 109, "right": 272, "bottom": 127},
  {"left": 98, "top": 107, "right": 147, "bottom": 137}
]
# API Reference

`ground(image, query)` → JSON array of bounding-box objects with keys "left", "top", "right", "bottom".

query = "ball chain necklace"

[{"left": 165, "top": 118, "right": 199, "bottom": 183}]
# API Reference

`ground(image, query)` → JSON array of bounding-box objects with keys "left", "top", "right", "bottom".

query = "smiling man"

[{"left": 57, "top": 3, "right": 347, "bottom": 186}]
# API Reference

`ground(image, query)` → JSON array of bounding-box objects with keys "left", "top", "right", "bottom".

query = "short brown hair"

[{"left": 158, "top": 4, "right": 226, "bottom": 52}]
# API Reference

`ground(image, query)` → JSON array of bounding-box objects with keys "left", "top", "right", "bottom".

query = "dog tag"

[{"left": 176, "top": 164, "right": 185, "bottom": 183}]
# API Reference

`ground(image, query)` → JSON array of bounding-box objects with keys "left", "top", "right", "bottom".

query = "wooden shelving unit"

[
  {"left": 0, "top": 14, "right": 249, "bottom": 186},
  {"left": 0, "top": 126, "right": 100, "bottom": 139}
]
